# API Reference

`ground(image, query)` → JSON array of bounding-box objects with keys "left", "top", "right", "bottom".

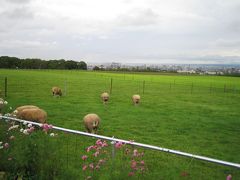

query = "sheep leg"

[{"left": 86, "top": 128, "right": 91, "bottom": 133}]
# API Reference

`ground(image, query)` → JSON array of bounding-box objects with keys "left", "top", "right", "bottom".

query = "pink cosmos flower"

[
  {"left": 82, "top": 155, "right": 88, "bottom": 161},
  {"left": 89, "top": 163, "right": 94, "bottom": 170},
  {"left": 93, "top": 151, "right": 100, "bottom": 157},
  {"left": 96, "top": 139, "right": 103, "bottom": 146},
  {"left": 82, "top": 165, "right": 88, "bottom": 171},
  {"left": 133, "top": 149, "right": 138, "bottom": 157},
  {"left": 4, "top": 143, "right": 9, "bottom": 149},
  {"left": 29, "top": 127, "right": 35, "bottom": 132},
  {"left": 42, "top": 124, "right": 53, "bottom": 132},
  {"left": 86, "top": 145, "right": 94, "bottom": 152},
  {"left": 131, "top": 160, "right": 137, "bottom": 169},
  {"left": 226, "top": 174, "right": 232, "bottom": 180},
  {"left": 95, "top": 165, "right": 100, "bottom": 170},
  {"left": 27, "top": 127, "right": 35, "bottom": 133},
  {"left": 115, "top": 141, "right": 124, "bottom": 149},
  {"left": 102, "top": 141, "right": 108, "bottom": 147},
  {"left": 140, "top": 160, "right": 145, "bottom": 165}
]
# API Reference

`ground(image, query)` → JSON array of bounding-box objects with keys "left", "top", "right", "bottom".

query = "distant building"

[
  {"left": 206, "top": 71, "right": 217, "bottom": 75},
  {"left": 87, "top": 65, "right": 94, "bottom": 70},
  {"left": 177, "top": 70, "right": 196, "bottom": 74},
  {"left": 110, "top": 62, "right": 121, "bottom": 69}
]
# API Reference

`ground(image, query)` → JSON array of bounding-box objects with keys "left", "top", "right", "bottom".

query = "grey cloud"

[
  {"left": 0, "top": 6, "right": 35, "bottom": 34},
  {"left": 116, "top": 8, "right": 159, "bottom": 27},
  {"left": 121, "top": 0, "right": 134, "bottom": 3},
  {"left": 1, "top": 7, "right": 34, "bottom": 19},
  {"left": 214, "top": 39, "right": 240, "bottom": 48},
  {"left": 192, "top": 0, "right": 240, "bottom": 33},
  {"left": 183, "top": 55, "right": 240, "bottom": 64},
  {"left": 0, "top": 39, "right": 57, "bottom": 49},
  {"left": 5, "top": 0, "right": 31, "bottom": 4},
  {"left": 119, "top": 54, "right": 240, "bottom": 64}
]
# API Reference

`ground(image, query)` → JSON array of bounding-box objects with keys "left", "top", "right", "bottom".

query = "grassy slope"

[{"left": 0, "top": 69, "right": 240, "bottom": 179}]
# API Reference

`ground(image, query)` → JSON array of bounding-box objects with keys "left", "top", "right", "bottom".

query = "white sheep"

[
  {"left": 83, "top": 113, "right": 100, "bottom": 134},
  {"left": 52, "top": 87, "right": 62, "bottom": 96},
  {"left": 12, "top": 105, "right": 47, "bottom": 123},
  {"left": 132, "top": 94, "right": 141, "bottom": 105},
  {"left": 101, "top": 92, "right": 110, "bottom": 104},
  {"left": 17, "top": 108, "right": 47, "bottom": 124}
]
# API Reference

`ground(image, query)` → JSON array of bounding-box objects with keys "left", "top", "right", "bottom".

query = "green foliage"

[{"left": 0, "top": 122, "right": 64, "bottom": 179}]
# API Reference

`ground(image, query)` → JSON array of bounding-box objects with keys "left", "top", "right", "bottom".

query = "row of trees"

[{"left": 0, "top": 56, "right": 87, "bottom": 70}]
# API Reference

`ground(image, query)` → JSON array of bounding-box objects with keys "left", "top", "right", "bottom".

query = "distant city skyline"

[{"left": 0, "top": 0, "right": 240, "bottom": 64}]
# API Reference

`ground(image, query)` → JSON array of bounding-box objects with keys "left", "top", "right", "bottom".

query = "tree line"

[{"left": 0, "top": 56, "right": 87, "bottom": 70}]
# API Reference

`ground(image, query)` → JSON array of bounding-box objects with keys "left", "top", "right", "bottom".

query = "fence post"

[
  {"left": 143, "top": 81, "right": 145, "bottom": 94},
  {"left": 66, "top": 134, "right": 69, "bottom": 169},
  {"left": 110, "top": 78, "right": 113, "bottom": 94},
  {"left": 111, "top": 140, "right": 116, "bottom": 159},
  {"left": 191, "top": 83, "right": 193, "bottom": 94},
  {"left": 4, "top": 77, "right": 7, "bottom": 98},
  {"left": 110, "top": 138, "right": 116, "bottom": 176}
]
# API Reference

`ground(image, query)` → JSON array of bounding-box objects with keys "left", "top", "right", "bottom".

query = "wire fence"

[
  {"left": 1, "top": 75, "right": 240, "bottom": 99},
  {"left": 0, "top": 116, "right": 239, "bottom": 179}
]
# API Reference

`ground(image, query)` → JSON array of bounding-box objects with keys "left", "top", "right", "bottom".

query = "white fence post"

[{"left": 111, "top": 137, "right": 116, "bottom": 159}]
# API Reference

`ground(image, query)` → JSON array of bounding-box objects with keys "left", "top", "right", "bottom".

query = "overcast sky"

[{"left": 0, "top": 0, "right": 240, "bottom": 64}]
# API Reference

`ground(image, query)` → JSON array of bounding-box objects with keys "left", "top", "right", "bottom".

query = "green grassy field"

[{"left": 0, "top": 69, "right": 240, "bottom": 179}]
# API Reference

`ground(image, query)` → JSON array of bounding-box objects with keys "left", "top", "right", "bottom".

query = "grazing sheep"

[
  {"left": 83, "top": 113, "right": 100, "bottom": 134},
  {"left": 17, "top": 108, "right": 47, "bottom": 123},
  {"left": 132, "top": 94, "right": 141, "bottom": 105},
  {"left": 12, "top": 105, "right": 40, "bottom": 117},
  {"left": 52, "top": 87, "right": 62, "bottom": 96},
  {"left": 16, "top": 105, "right": 39, "bottom": 112},
  {"left": 101, "top": 92, "right": 109, "bottom": 104}
]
